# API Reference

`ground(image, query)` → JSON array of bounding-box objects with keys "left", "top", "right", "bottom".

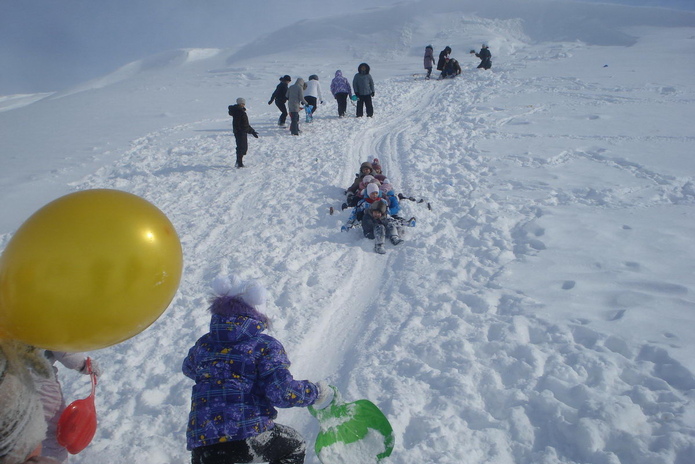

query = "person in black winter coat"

[
  {"left": 436, "top": 46, "right": 451, "bottom": 72},
  {"left": 228, "top": 98, "right": 258, "bottom": 168},
  {"left": 474, "top": 45, "right": 492, "bottom": 70},
  {"left": 268, "top": 75, "right": 291, "bottom": 126}
]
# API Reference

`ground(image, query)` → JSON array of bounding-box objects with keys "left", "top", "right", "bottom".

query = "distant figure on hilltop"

[
  {"left": 436, "top": 46, "right": 451, "bottom": 75},
  {"left": 330, "top": 70, "right": 353, "bottom": 118},
  {"left": 268, "top": 75, "right": 291, "bottom": 127},
  {"left": 424, "top": 45, "right": 435, "bottom": 79},
  {"left": 228, "top": 98, "right": 258, "bottom": 168},
  {"left": 472, "top": 44, "right": 492, "bottom": 70},
  {"left": 440, "top": 58, "right": 462, "bottom": 79},
  {"left": 353, "top": 63, "right": 375, "bottom": 118}
]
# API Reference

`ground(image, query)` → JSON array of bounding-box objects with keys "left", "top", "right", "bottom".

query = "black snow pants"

[
  {"left": 335, "top": 92, "right": 348, "bottom": 117},
  {"left": 191, "top": 424, "right": 306, "bottom": 464},
  {"left": 275, "top": 101, "right": 288, "bottom": 125},
  {"left": 234, "top": 132, "right": 248, "bottom": 166},
  {"left": 356, "top": 95, "right": 373, "bottom": 117}
]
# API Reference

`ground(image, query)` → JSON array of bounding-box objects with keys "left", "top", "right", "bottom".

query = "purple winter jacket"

[
  {"left": 330, "top": 70, "right": 352, "bottom": 96},
  {"left": 182, "top": 298, "right": 319, "bottom": 449}
]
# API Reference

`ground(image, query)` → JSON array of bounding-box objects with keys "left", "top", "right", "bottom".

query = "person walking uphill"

[
  {"left": 182, "top": 274, "right": 333, "bottom": 464},
  {"left": 286, "top": 77, "right": 308, "bottom": 136},
  {"left": 330, "top": 70, "right": 352, "bottom": 118},
  {"left": 304, "top": 75, "right": 324, "bottom": 116},
  {"left": 268, "top": 75, "right": 291, "bottom": 126},
  {"left": 228, "top": 98, "right": 258, "bottom": 168},
  {"left": 353, "top": 63, "right": 375, "bottom": 118}
]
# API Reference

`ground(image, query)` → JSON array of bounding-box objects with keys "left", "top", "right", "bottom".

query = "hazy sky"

[{"left": 0, "top": 0, "right": 691, "bottom": 95}]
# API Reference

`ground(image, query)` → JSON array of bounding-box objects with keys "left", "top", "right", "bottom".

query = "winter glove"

[
  {"left": 371, "top": 92, "right": 375, "bottom": 97},
  {"left": 80, "top": 357, "right": 102, "bottom": 377},
  {"left": 268, "top": 100, "right": 273, "bottom": 105},
  {"left": 313, "top": 380, "right": 335, "bottom": 409},
  {"left": 251, "top": 131, "right": 259, "bottom": 138}
]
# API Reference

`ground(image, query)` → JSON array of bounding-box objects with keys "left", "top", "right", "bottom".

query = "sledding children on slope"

[
  {"left": 343, "top": 182, "right": 385, "bottom": 228},
  {"left": 344, "top": 161, "right": 376, "bottom": 208},
  {"left": 182, "top": 274, "right": 332, "bottom": 464}
]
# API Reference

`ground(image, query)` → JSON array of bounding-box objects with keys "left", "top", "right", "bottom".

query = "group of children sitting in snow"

[{"left": 341, "top": 157, "right": 415, "bottom": 254}]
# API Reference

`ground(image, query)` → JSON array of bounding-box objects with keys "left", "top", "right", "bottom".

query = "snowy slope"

[{"left": 1, "top": 1, "right": 695, "bottom": 463}]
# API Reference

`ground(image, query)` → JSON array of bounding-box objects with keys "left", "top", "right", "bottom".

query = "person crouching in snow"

[
  {"left": 182, "top": 274, "right": 332, "bottom": 464},
  {"left": 362, "top": 200, "right": 404, "bottom": 254}
]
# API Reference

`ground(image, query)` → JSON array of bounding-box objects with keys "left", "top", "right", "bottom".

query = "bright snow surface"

[{"left": 1, "top": 1, "right": 694, "bottom": 463}]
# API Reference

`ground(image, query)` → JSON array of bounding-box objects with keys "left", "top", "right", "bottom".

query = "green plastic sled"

[{"left": 308, "top": 386, "right": 394, "bottom": 464}]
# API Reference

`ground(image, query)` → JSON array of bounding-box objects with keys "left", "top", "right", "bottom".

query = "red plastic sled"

[{"left": 56, "top": 358, "right": 98, "bottom": 454}]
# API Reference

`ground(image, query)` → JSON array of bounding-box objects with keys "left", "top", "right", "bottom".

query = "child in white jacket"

[{"left": 304, "top": 75, "right": 324, "bottom": 115}]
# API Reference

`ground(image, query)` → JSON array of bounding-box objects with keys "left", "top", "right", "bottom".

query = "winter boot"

[
  {"left": 390, "top": 235, "right": 403, "bottom": 246},
  {"left": 374, "top": 243, "right": 386, "bottom": 254}
]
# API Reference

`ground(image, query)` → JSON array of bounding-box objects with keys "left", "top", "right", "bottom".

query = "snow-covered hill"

[{"left": 1, "top": 1, "right": 694, "bottom": 463}]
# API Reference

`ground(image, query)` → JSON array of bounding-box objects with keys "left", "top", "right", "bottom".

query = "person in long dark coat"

[
  {"left": 228, "top": 98, "right": 258, "bottom": 168},
  {"left": 268, "top": 75, "right": 291, "bottom": 126},
  {"left": 436, "top": 46, "right": 451, "bottom": 71}
]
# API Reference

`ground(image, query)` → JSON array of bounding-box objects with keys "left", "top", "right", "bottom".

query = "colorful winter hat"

[{"left": 0, "top": 341, "right": 47, "bottom": 464}]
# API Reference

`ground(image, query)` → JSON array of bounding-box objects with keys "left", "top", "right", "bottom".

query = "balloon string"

[{"left": 86, "top": 357, "right": 98, "bottom": 394}]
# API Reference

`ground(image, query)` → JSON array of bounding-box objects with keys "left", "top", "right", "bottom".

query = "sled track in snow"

[{"left": 66, "top": 60, "right": 695, "bottom": 463}]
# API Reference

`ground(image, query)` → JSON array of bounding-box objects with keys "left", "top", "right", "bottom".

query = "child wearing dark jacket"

[
  {"left": 362, "top": 200, "right": 404, "bottom": 254},
  {"left": 182, "top": 274, "right": 331, "bottom": 464}
]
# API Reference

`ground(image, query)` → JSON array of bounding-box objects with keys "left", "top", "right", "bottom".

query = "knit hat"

[
  {"left": 236, "top": 97, "right": 246, "bottom": 105},
  {"left": 370, "top": 201, "right": 387, "bottom": 214},
  {"left": 366, "top": 183, "right": 380, "bottom": 196},
  {"left": 0, "top": 342, "right": 47, "bottom": 464},
  {"left": 361, "top": 175, "right": 375, "bottom": 185},
  {"left": 211, "top": 274, "right": 267, "bottom": 309},
  {"left": 281, "top": 75, "right": 291, "bottom": 82}
]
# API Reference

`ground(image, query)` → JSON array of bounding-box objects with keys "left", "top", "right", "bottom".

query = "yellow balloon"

[{"left": 0, "top": 189, "right": 183, "bottom": 351}]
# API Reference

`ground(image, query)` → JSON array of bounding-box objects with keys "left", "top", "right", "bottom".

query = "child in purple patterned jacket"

[{"left": 182, "top": 274, "right": 332, "bottom": 464}]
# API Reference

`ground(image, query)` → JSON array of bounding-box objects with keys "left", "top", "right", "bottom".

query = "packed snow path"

[{"left": 58, "top": 48, "right": 695, "bottom": 464}]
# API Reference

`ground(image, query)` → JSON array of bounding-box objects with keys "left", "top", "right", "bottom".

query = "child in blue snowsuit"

[{"left": 183, "top": 274, "right": 331, "bottom": 464}]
